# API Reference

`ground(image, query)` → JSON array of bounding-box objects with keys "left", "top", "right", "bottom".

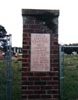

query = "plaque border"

[{"left": 30, "top": 33, "right": 50, "bottom": 72}]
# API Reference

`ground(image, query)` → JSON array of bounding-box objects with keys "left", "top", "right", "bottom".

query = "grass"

[
  {"left": 63, "top": 55, "right": 78, "bottom": 100},
  {"left": 1, "top": 55, "right": 78, "bottom": 100},
  {"left": 0, "top": 60, "right": 21, "bottom": 100}
]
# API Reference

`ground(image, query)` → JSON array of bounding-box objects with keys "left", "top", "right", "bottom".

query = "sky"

[{"left": 0, "top": 0, "right": 78, "bottom": 47}]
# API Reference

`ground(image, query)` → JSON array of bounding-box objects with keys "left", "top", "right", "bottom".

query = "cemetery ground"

[
  {"left": 0, "top": 59, "right": 21, "bottom": 100},
  {"left": 0, "top": 55, "right": 78, "bottom": 100},
  {"left": 63, "top": 55, "right": 78, "bottom": 100}
]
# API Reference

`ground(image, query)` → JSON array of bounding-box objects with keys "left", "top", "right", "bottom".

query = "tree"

[
  {"left": 0, "top": 25, "right": 7, "bottom": 52},
  {"left": 0, "top": 25, "right": 7, "bottom": 38}
]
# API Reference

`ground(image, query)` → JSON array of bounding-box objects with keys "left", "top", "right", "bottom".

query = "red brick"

[
  {"left": 22, "top": 68, "right": 30, "bottom": 72},
  {"left": 23, "top": 37, "right": 30, "bottom": 42},
  {"left": 53, "top": 77, "right": 59, "bottom": 80},
  {"left": 53, "top": 41, "right": 58, "bottom": 45},
  {"left": 22, "top": 49, "right": 30, "bottom": 54},
  {"left": 23, "top": 33, "right": 30, "bottom": 37},
  {"left": 23, "top": 45, "right": 30, "bottom": 49},
  {"left": 28, "top": 95, "right": 41, "bottom": 99},
  {"left": 52, "top": 50, "right": 59, "bottom": 54},
  {"left": 40, "top": 77, "right": 52, "bottom": 80},
  {"left": 28, "top": 85, "right": 40, "bottom": 90},
  {"left": 22, "top": 9, "right": 59, "bottom": 100},
  {"left": 51, "top": 64, "right": 59, "bottom": 67},
  {"left": 33, "top": 72, "right": 47, "bottom": 76},
  {"left": 22, "top": 53, "right": 30, "bottom": 57},
  {"left": 34, "top": 81, "right": 46, "bottom": 85},
  {"left": 52, "top": 89, "right": 59, "bottom": 94},
  {"left": 40, "top": 95, "right": 52, "bottom": 99},
  {"left": 22, "top": 90, "right": 34, "bottom": 94},
  {"left": 53, "top": 94, "right": 59, "bottom": 98},
  {"left": 41, "top": 86, "right": 52, "bottom": 90},
  {"left": 22, "top": 72, "right": 33, "bottom": 76},
  {"left": 34, "top": 90, "right": 45, "bottom": 94},
  {"left": 21, "top": 95, "right": 27, "bottom": 99},
  {"left": 25, "top": 19, "right": 35, "bottom": 24},
  {"left": 22, "top": 63, "right": 29, "bottom": 67},
  {"left": 22, "top": 85, "right": 28, "bottom": 89},
  {"left": 52, "top": 86, "right": 59, "bottom": 89},
  {"left": 22, "top": 76, "right": 28, "bottom": 80},
  {"left": 29, "top": 24, "right": 41, "bottom": 29},
  {"left": 47, "top": 81, "right": 59, "bottom": 85},
  {"left": 23, "top": 29, "right": 34, "bottom": 33},
  {"left": 22, "top": 81, "right": 33, "bottom": 85},
  {"left": 48, "top": 72, "right": 59, "bottom": 77},
  {"left": 22, "top": 72, "right": 30, "bottom": 76},
  {"left": 22, "top": 55, "right": 30, "bottom": 63},
  {"left": 22, "top": 63, "right": 30, "bottom": 67},
  {"left": 28, "top": 77, "right": 40, "bottom": 81},
  {"left": 53, "top": 67, "right": 59, "bottom": 71},
  {"left": 23, "top": 41, "right": 30, "bottom": 45},
  {"left": 51, "top": 46, "right": 58, "bottom": 50}
]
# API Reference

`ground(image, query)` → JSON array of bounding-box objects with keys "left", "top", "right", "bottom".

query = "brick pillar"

[{"left": 22, "top": 9, "right": 59, "bottom": 100}]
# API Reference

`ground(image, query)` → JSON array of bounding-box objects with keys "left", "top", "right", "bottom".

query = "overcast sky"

[{"left": 0, "top": 0, "right": 78, "bottom": 47}]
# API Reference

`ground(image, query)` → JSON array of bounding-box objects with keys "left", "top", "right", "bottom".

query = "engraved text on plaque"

[{"left": 31, "top": 34, "right": 50, "bottom": 71}]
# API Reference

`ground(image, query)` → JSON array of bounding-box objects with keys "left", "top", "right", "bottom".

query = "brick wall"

[{"left": 22, "top": 9, "right": 59, "bottom": 100}]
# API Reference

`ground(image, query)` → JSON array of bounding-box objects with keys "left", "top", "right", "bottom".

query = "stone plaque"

[{"left": 31, "top": 34, "right": 50, "bottom": 71}]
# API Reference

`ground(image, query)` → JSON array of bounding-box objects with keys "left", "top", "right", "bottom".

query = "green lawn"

[
  {"left": 63, "top": 55, "right": 78, "bottom": 100},
  {"left": 0, "top": 60, "right": 21, "bottom": 100},
  {"left": 1, "top": 55, "right": 78, "bottom": 100}
]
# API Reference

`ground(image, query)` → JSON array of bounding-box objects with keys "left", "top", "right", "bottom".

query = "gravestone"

[{"left": 22, "top": 9, "right": 59, "bottom": 100}]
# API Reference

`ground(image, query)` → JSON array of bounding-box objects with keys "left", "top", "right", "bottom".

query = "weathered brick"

[
  {"left": 28, "top": 85, "right": 40, "bottom": 90},
  {"left": 23, "top": 41, "right": 30, "bottom": 45},
  {"left": 22, "top": 81, "right": 34, "bottom": 85},
  {"left": 33, "top": 72, "right": 47, "bottom": 76},
  {"left": 22, "top": 9, "right": 59, "bottom": 100},
  {"left": 41, "top": 86, "right": 53, "bottom": 90},
  {"left": 23, "top": 33, "right": 31, "bottom": 37},
  {"left": 34, "top": 81, "right": 47, "bottom": 85},
  {"left": 34, "top": 90, "right": 46, "bottom": 94},
  {"left": 22, "top": 90, "right": 34, "bottom": 94},
  {"left": 23, "top": 29, "right": 34, "bottom": 33},
  {"left": 22, "top": 86, "right": 27, "bottom": 89},
  {"left": 22, "top": 63, "right": 30, "bottom": 67},
  {"left": 22, "top": 58, "right": 29, "bottom": 63},
  {"left": 22, "top": 49, "right": 30, "bottom": 54},
  {"left": 40, "top": 95, "right": 52, "bottom": 99},
  {"left": 40, "top": 76, "right": 52, "bottom": 80},
  {"left": 22, "top": 72, "right": 33, "bottom": 76},
  {"left": 21, "top": 95, "right": 28, "bottom": 99},
  {"left": 22, "top": 76, "right": 28, "bottom": 80},
  {"left": 28, "top": 95, "right": 41, "bottom": 99},
  {"left": 28, "top": 76, "right": 40, "bottom": 81}
]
